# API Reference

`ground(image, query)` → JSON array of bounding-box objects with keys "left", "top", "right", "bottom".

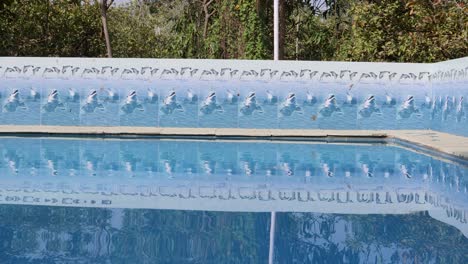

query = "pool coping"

[{"left": 0, "top": 125, "right": 466, "bottom": 161}]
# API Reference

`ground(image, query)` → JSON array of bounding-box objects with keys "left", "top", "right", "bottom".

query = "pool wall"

[
  {"left": 0, "top": 57, "right": 466, "bottom": 135},
  {"left": 432, "top": 57, "right": 467, "bottom": 137}
]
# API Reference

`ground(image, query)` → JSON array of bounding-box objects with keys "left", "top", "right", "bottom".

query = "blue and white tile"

[
  {"left": 159, "top": 80, "right": 198, "bottom": 128},
  {"left": 278, "top": 82, "right": 320, "bottom": 129},
  {"left": 316, "top": 83, "right": 358, "bottom": 130},
  {"left": 356, "top": 83, "right": 397, "bottom": 130},
  {"left": 41, "top": 79, "right": 80, "bottom": 126},
  {"left": 198, "top": 80, "right": 238, "bottom": 128},
  {"left": 441, "top": 81, "right": 459, "bottom": 133},
  {"left": 119, "top": 80, "right": 158, "bottom": 127},
  {"left": 452, "top": 80, "right": 467, "bottom": 136},
  {"left": 79, "top": 80, "right": 120, "bottom": 127},
  {"left": 0, "top": 79, "right": 41, "bottom": 125},
  {"left": 430, "top": 80, "right": 445, "bottom": 133},
  {"left": 395, "top": 83, "right": 430, "bottom": 130},
  {"left": 238, "top": 80, "right": 278, "bottom": 129}
]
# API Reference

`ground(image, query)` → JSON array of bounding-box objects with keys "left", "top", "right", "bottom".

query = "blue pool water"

[{"left": 0, "top": 137, "right": 467, "bottom": 263}]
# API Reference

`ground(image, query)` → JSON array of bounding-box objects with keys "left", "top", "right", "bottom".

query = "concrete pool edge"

[{"left": 0, "top": 125, "right": 466, "bottom": 160}]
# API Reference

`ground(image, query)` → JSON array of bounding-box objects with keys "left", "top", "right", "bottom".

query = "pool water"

[{"left": 0, "top": 137, "right": 467, "bottom": 263}]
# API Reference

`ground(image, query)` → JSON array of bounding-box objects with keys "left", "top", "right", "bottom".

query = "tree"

[
  {"left": 279, "top": 0, "right": 286, "bottom": 59},
  {"left": 201, "top": 0, "right": 216, "bottom": 39},
  {"left": 334, "top": 0, "right": 468, "bottom": 62},
  {"left": 107, "top": 1, "right": 162, "bottom": 58},
  {"left": 0, "top": 0, "right": 104, "bottom": 57},
  {"left": 99, "top": 0, "right": 114, "bottom": 58},
  {"left": 0, "top": 0, "right": 465, "bottom": 61}
]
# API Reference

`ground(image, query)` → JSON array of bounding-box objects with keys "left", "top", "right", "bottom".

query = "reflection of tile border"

[
  {"left": 0, "top": 187, "right": 466, "bottom": 236},
  {"left": 0, "top": 133, "right": 465, "bottom": 234}
]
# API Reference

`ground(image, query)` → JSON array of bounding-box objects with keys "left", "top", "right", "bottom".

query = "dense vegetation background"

[{"left": 0, "top": 0, "right": 466, "bottom": 62}]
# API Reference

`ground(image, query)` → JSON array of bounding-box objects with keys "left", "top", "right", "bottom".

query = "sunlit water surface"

[{"left": 0, "top": 137, "right": 467, "bottom": 263}]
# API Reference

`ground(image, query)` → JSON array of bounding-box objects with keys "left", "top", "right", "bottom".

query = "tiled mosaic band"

[{"left": 0, "top": 57, "right": 466, "bottom": 136}]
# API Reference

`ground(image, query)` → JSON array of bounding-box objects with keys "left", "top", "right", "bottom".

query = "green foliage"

[
  {"left": 141, "top": 0, "right": 271, "bottom": 59},
  {"left": 107, "top": 2, "right": 161, "bottom": 58},
  {"left": 0, "top": 0, "right": 466, "bottom": 61},
  {"left": 335, "top": 0, "right": 468, "bottom": 62},
  {"left": 0, "top": 0, "right": 105, "bottom": 57},
  {"left": 284, "top": 2, "right": 340, "bottom": 60},
  {"left": 236, "top": 0, "right": 270, "bottom": 59}
]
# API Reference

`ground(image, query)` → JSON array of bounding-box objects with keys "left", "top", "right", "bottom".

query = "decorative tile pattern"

[{"left": 0, "top": 58, "right": 466, "bottom": 135}]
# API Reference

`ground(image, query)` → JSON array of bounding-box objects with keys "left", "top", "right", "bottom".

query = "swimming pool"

[
  {"left": 0, "top": 137, "right": 466, "bottom": 263},
  {"left": 1, "top": 56, "right": 466, "bottom": 262}
]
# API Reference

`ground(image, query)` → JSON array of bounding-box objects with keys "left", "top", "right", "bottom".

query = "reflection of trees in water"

[
  {"left": 276, "top": 212, "right": 468, "bottom": 264},
  {"left": 1, "top": 205, "right": 467, "bottom": 263},
  {"left": 0, "top": 205, "right": 270, "bottom": 263},
  {"left": 0, "top": 205, "right": 114, "bottom": 262}
]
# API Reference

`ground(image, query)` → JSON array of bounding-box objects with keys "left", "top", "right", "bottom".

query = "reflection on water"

[
  {"left": 0, "top": 207, "right": 467, "bottom": 263},
  {"left": 0, "top": 137, "right": 467, "bottom": 263},
  {"left": 276, "top": 212, "right": 468, "bottom": 264}
]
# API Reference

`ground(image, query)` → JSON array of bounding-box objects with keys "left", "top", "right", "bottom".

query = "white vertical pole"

[
  {"left": 273, "top": 0, "right": 279, "bottom": 61},
  {"left": 268, "top": 211, "right": 276, "bottom": 264},
  {"left": 270, "top": 2, "right": 279, "bottom": 263}
]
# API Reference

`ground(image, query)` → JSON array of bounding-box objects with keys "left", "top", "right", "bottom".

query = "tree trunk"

[
  {"left": 278, "top": 0, "right": 285, "bottom": 60},
  {"left": 202, "top": 0, "right": 215, "bottom": 39},
  {"left": 100, "top": 0, "right": 112, "bottom": 58},
  {"left": 295, "top": 21, "right": 299, "bottom": 60},
  {"left": 203, "top": 12, "right": 209, "bottom": 39}
]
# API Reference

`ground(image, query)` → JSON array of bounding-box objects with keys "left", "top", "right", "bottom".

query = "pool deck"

[{"left": 0, "top": 125, "right": 466, "bottom": 160}]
